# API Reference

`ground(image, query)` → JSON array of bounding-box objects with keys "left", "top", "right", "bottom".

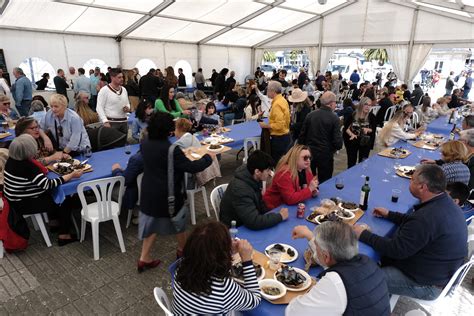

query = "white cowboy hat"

[{"left": 288, "top": 88, "right": 308, "bottom": 103}]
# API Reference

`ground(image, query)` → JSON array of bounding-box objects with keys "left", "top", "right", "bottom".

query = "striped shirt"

[
  {"left": 172, "top": 260, "right": 261, "bottom": 315},
  {"left": 3, "top": 159, "right": 64, "bottom": 202},
  {"left": 441, "top": 161, "right": 470, "bottom": 185}
]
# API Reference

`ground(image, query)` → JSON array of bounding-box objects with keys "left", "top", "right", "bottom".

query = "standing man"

[
  {"left": 276, "top": 69, "right": 289, "bottom": 94},
  {"left": 73, "top": 68, "right": 91, "bottom": 96},
  {"left": 54, "top": 69, "right": 70, "bottom": 102},
  {"left": 225, "top": 71, "right": 236, "bottom": 92},
  {"left": 177, "top": 68, "right": 186, "bottom": 87},
  {"left": 96, "top": 68, "right": 130, "bottom": 135},
  {"left": 297, "top": 67, "right": 308, "bottom": 89},
  {"left": 445, "top": 71, "right": 455, "bottom": 96},
  {"left": 139, "top": 68, "right": 162, "bottom": 104},
  {"left": 353, "top": 165, "right": 467, "bottom": 300},
  {"left": 209, "top": 69, "right": 218, "bottom": 87},
  {"left": 463, "top": 71, "right": 472, "bottom": 100},
  {"left": 194, "top": 68, "right": 205, "bottom": 90},
  {"left": 259, "top": 81, "right": 291, "bottom": 163},
  {"left": 11, "top": 67, "right": 32, "bottom": 117},
  {"left": 67, "top": 66, "right": 78, "bottom": 90},
  {"left": 299, "top": 91, "right": 342, "bottom": 183},
  {"left": 89, "top": 67, "right": 101, "bottom": 111},
  {"left": 349, "top": 69, "right": 360, "bottom": 85}
]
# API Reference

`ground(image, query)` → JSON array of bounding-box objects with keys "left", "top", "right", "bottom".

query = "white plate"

[
  {"left": 233, "top": 266, "right": 266, "bottom": 284},
  {"left": 264, "top": 243, "right": 298, "bottom": 263},
  {"left": 259, "top": 279, "right": 286, "bottom": 301},
  {"left": 335, "top": 209, "right": 355, "bottom": 220},
  {"left": 273, "top": 267, "right": 312, "bottom": 292},
  {"left": 207, "top": 145, "right": 224, "bottom": 152},
  {"left": 53, "top": 159, "right": 80, "bottom": 169}
]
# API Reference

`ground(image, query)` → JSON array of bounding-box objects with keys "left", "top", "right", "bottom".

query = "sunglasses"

[
  {"left": 58, "top": 125, "right": 63, "bottom": 138},
  {"left": 1, "top": 102, "right": 10, "bottom": 106},
  {"left": 303, "top": 155, "right": 312, "bottom": 161}
]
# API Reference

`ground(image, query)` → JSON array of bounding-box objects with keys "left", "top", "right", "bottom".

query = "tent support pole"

[
  {"left": 117, "top": 40, "right": 123, "bottom": 68},
  {"left": 317, "top": 17, "right": 324, "bottom": 71},
  {"left": 405, "top": 8, "right": 419, "bottom": 84},
  {"left": 251, "top": 48, "right": 256, "bottom": 73},
  {"left": 197, "top": 44, "right": 201, "bottom": 69}
]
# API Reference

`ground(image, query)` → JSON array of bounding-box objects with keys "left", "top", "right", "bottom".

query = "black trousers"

[
  {"left": 345, "top": 141, "right": 371, "bottom": 168},
  {"left": 270, "top": 134, "right": 291, "bottom": 164},
  {"left": 109, "top": 121, "right": 128, "bottom": 135},
  {"left": 310, "top": 151, "right": 334, "bottom": 183}
]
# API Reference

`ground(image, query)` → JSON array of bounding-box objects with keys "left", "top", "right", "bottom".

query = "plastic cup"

[
  {"left": 268, "top": 250, "right": 282, "bottom": 270},
  {"left": 391, "top": 189, "right": 401, "bottom": 203}
]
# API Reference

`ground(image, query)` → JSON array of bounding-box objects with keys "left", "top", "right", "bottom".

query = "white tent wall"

[
  {"left": 121, "top": 39, "right": 166, "bottom": 71},
  {"left": 414, "top": 10, "right": 474, "bottom": 43},
  {"left": 199, "top": 45, "right": 252, "bottom": 84}
]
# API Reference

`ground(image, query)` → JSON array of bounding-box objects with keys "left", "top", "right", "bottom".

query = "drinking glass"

[
  {"left": 391, "top": 189, "right": 401, "bottom": 203},
  {"left": 125, "top": 144, "right": 131, "bottom": 155},
  {"left": 84, "top": 146, "right": 92, "bottom": 158},
  {"left": 383, "top": 163, "right": 391, "bottom": 182},
  {"left": 268, "top": 250, "right": 282, "bottom": 270},
  {"left": 335, "top": 177, "right": 344, "bottom": 190},
  {"left": 361, "top": 160, "right": 368, "bottom": 178},
  {"left": 393, "top": 159, "right": 401, "bottom": 177}
]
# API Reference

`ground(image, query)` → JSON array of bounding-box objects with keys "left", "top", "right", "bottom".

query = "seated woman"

[
  {"left": 29, "top": 100, "right": 47, "bottom": 123},
  {"left": 420, "top": 96, "right": 438, "bottom": 124},
  {"left": 244, "top": 94, "right": 261, "bottom": 121},
  {"left": 224, "top": 88, "right": 247, "bottom": 126},
  {"left": 421, "top": 140, "right": 470, "bottom": 185},
  {"left": 174, "top": 118, "right": 200, "bottom": 148},
  {"left": 15, "top": 117, "right": 69, "bottom": 165},
  {"left": 263, "top": 145, "right": 319, "bottom": 210},
  {"left": 40, "top": 94, "right": 91, "bottom": 155},
  {"left": 155, "top": 84, "right": 190, "bottom": 118},
  {"left": 172, "top": 222, "right": 261, "bottom": 315},
  {"left": 378, "top": 105, "right": 423, "bottom": 147},
  {"left": 132, "top": 99, "right": 153, "bottom": 141},
  {"left": 433, "top": 97, "right": 453, "bottom": 116},
  {"left": 0, "top": 94, "right": 19, "bottom": 122},
  {"left": 75, "top": 100, "right": 99, "bottom": 127},
  {"left": 3, "top": 134, "right": 82, "bottom": 245}
]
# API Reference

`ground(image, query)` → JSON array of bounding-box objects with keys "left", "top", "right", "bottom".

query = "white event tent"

[{"left": 0, "top": 0, "right": 473, "bottom": 84}]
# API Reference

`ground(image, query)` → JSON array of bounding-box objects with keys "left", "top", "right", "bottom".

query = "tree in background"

[
  {"left": 364, "top": 48, "right": 389, "bottom": 66},
  {"left": 263, "top": 51, "right": 277, "bottom": 63}
]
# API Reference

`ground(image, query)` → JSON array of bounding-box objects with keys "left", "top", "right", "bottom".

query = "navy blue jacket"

[
  {"left": 112, "top": 151, "right": 143, "bottom": 210},
  {"left": 360, "top": 193, "right": 467, "bottom": 286}
]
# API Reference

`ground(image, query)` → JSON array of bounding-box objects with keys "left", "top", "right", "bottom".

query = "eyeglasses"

[
  {"left": 27, "top": 125, "right": 40, "bottom": 131},
  {"left": 303, "top": 155, "right": 312, "bottom": 161}
]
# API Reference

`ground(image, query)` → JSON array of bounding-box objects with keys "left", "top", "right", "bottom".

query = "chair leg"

[
  {"left": 30, "top": 215, "right": 40, "bottom": 231},
  {"left": 34, "top": 214, "right": 52, "bottom": 247},
  {"left": 390, "top": 295, "right": 400, "bottom": 312},
  {"left": 112, "top": 216, "right": 126, "bottom": 253},
  {"left": 0, "top": 240, "right": 4, "bottom": 258},
  {"left": 201, "top": 187, "right": 210, "bottom": 218},
  {"left": 187, "top": 191, "right": 196, "bottom": 225},
  {"left": 80, "top": 219, "right": 86, "bottom": 242},
  {"left": 91, "top": 221, "right": 100, "bottom": 260},
  {"left": 42, "top": 213, "right": 49, "bottom": 223},
  {"left": 126, "top": 208, "right": 133, "bottom": 229},
  {"left": 71, "top": 215, "right": 79, "bottom": 237}
]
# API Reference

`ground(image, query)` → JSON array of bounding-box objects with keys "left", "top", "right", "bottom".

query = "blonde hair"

[
  {"left": 436, "top": 97, "right": 447, "bottom": 105},
  {"left": 123, "top": 69, "right": 135, "bottom": 85},
  {"left": 275, "top": 145, "right": 311, "bottom": 181},
  {"left": 378, "top": 110, "right": 406, "bottom": 146},
  {"left": 441, "top": 140, "right": 468, "bottom": 163},
  {"left": 355, "top": 97, "right": 371, "bottom": 120},
  {"left": 75, "top": 100, "right": 99, "bottom": 126},
  {"left": 175, "top": 118, "right": 192, "bottom": 133},
  {"left": 50, "top": 94, "right": 68, "bottom": 108}
]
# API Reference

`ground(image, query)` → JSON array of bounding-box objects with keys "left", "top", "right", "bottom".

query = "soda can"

[{"left": 297, "top": 203, "right": 305, "bottom": 218}]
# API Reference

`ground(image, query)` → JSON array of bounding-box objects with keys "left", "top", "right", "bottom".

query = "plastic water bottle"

[{"left": 229, "top": 220, "right": 238, "bottom": 239}]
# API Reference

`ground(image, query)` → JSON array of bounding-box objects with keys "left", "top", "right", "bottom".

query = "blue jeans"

[
  {"left": 223, "top": 113, "right": 235, "bottom": 126},
  {"left": 462, "top": 88, "right": 470, "bottom": 100},
  {"left": 382, "top": 266, "right": 442, "bottom": 300},
  {"left": 16, "top": 100, "right": 31, "bottom": 117}
]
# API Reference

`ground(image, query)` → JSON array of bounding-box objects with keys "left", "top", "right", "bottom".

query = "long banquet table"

[{"left": 238, "top": 116, "right": 455, "bottom": 316}]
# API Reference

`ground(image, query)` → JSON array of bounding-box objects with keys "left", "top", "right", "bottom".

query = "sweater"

[
  {"left": 263, "top": 168, "right": 314, "bottom": 210},
  {"left": 172, "top": 260, "right": 261, "bottom": 315},
  {"left": 96, "top": 85, "right": 130, "bottom": 123},
  {"left": 154, "top": 98, "right": 185, "bottom": 118},
  {"left": 441, "top": 161, "right": 470, "bottom": 185},
  {"left": 220, "top": 165, "right": 283, "bottom": 230},
  {"left": 269, "top": 94, "right": 290, "bottom": 136},
  {"left": 360, "top": 193, "right": 467, "bottom": 286}
]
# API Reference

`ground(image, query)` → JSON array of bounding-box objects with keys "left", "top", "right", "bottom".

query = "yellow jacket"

[{"left": 269, "top": 94, "right": 290, "bottom": 136}]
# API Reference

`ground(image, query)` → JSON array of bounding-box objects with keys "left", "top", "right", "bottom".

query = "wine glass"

[
  {"left": 393, "top": 159, "right": 401, "bottom": 177},
  {"left": 383, "top": 162, "right": 391, "bottom": 182},
  {"left": 125, "top": 144, "right": 131, "bottom": 155},
  {"left": 360, "top": 160, "right": 368, "bottom": 178},
  {"left": 335, "top": 177, "right": 344, "bottom": 190},
  {"left": 84, "top": 146, "right": 92, "bottom": 158}
]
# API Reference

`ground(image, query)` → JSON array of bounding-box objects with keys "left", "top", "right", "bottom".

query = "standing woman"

[
  {"left": 155, "top": 84, "right": 190, "bottom": 118},
  {"left": 123, "top": 70, "right": 140, "bottom": 112},
  {"left": 245, "top": 94, "right": 261, "bottom": 121},
  {"left": 288, "top": 88, "right": 310, "bottom": 142},
  {"left": 138, "top": 112, "right": 213, "bottom": 272},
  {"left": 343, "top": 97, "right": 376, "bottom": 168},
  {"left": 35, "top": 73, "right": 50, "bottom": 90},
  {"left": 164, "top": 66, "right": 178, "bottom": 88}
]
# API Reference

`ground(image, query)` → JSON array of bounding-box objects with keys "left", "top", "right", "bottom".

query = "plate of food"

[
  {"left": 396, "top": 165, "right": 416, "bottom": 179},
  {"left": 52, "top": 158, "right": 92, "bottom": 175},
  {"left": 274, "top": 265, "right": 312, "bottom": 292},
  {"left": 310, "top": 212, "right": 342, "bottom": 225},
  {"left": 265, "top": 243, "right": 298, "bottom": 263},
  {"left": 335, "top": 208, "right": 355, "bottom": 220},
  {"left": 207, "top": 144, "right": 224, "bottom": 152},
  {"left": 258, "top": 279, "right": 286, "bottom": 301},
  {"left": 231, "top": 262, "right": 265, "bottom": 284},
  {"left": 390, "top": 147, "right": 409, "bottom": 156},
  {"left": 338, "top": 201, "right": 358, "bottom": 212}
]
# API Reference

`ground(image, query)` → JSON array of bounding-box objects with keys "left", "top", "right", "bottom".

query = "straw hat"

[{"left": 288, "top": 88, "right": 308, "bottom": 103}]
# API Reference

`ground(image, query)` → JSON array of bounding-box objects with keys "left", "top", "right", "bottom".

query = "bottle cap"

[{"left": 231, "top": 220, "right": 236, "bottom": 226}]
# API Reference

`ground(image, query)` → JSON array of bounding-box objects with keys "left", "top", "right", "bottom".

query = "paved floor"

[{"left": 0, "top": 147, "right": 472, "bottom": 315}]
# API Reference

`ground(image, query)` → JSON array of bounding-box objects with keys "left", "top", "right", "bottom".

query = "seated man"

[
  {"left": 447, "top": 182, "right": 473, "bottom": 220},
  {"left": 287, "top": 222, "right": 390, "bottom": 315},
  {"left": 354, "top": 165, "right": 467, "bottom": 300},
  {"left": 219, "top": 150, "right": 288, "bottom": 230}
]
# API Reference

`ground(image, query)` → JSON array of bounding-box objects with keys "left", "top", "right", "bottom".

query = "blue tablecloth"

[
  {"left": 216, "top": 102, "right": 230, "bottom": 113},
  {"left": 0, "top": 128, "right": 15, "bottom": 142},
  {"left": 239, "top": 117, "right": 447, "bottom": 316}
]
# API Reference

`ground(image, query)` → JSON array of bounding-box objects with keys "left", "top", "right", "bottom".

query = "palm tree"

[
  {"left": 263, "top": 51, "right": 277, "bottom": 63},
  {"left": 364, "top": 48, "right": 389, "bottom": 66}
]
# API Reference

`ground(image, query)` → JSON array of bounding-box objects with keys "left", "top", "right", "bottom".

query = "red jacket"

[{"left": 263, "top": 167, "right": 315, "bottom": 210}]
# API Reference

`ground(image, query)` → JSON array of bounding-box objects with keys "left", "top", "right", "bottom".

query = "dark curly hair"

[
  {"left": 135, "top": 99, "right": 153, "bottom": 122},
  {"left": 147, "top": 111, "right": 174, "bottom": 140},
  {"left": 175, "top": 222, "right": 233, "bottom": 295}
]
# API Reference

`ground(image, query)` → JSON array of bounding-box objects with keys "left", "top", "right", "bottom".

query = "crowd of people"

[{"left": 0, "top": 63, "right": 473, "bottom": 315}]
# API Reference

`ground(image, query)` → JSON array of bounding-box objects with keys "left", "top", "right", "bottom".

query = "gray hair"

[
  {"left": 463, "top": 115, "right": 474, "bottom": 129},
  {"left": 320, "top": 91, "right": 337, "bottom": 107},
  {"left": 29, "top": 100, "right": 45, "bottom": 114},
  {"left": 459, "top": 129, "right": 474, "bottom": 147},
  {"left": 13, "top": 67, "right": 24, "bottom": 75},
  {"left": 267, "top": 80, "right": 282, "bottom": 94},
  {"left": 8, "top": 134, "right": 38, "bottom": 161},
  {"left": 415, "top": 164, "right": 446, "bottom": 193},
  {"left": 313, "top": 221, "right": 358, "bottom": 262}
]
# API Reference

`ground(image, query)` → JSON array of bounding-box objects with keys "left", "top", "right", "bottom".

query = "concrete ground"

[{"left": 0, "top": 147, "right": 472, "bottom": 315}]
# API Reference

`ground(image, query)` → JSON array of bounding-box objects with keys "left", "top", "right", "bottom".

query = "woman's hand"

[
  {"left": 349, "top": 133, "right": 358, "bottom": 140},
  {"left": 420, "top": 158, "right": 436, "bottom": 164},
  {"left": 237, "top": 239, "right": 254, "bottom": 262},
  {"left": 309, "top": 177, "right": 319, "bottom": 192},
  {"left": 182, "top": 110, "right": 191, "bottom": 116},
  {"left": 362, "top": 127, "right": 372, "bottom": 134}
]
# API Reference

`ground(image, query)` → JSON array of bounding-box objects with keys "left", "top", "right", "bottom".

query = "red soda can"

[{"left": 297, "top": 203, "right": 305, "bottom": 218}]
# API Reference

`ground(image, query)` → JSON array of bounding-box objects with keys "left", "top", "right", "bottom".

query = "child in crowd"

[
  {"left": 203, "top": 102, "right": 220, "bottom": 123},
  {"left": 447, "top": 181, "right": 473, "bottom": 220},
  {"left": 132, "top": 99, "right": 154, "bottom": 141}
]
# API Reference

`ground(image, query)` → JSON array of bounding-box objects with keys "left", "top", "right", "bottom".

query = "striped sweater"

[
  {"left": 3, "top": 158, "right": 64, "bottom": 202},
  {"left": 172, "top": 260, "right": 261, "bottom": 315}
]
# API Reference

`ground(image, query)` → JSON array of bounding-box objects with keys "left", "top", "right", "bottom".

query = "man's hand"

[
  {"left": 291, "top": 225, "right": 313, "bottom": 240},
  {"left": 352, "top": 224, "right": 367, "bottom": 239},
  {"left": 112, "top": 163, "right": 122, "bottom": 171},
  {"left": 279, "top": 208, "right": 289, "bottom": 221},
  {"left": 373, "top": 207, "right": 389, "bottom": 218},
  {"left": 103, "top": 122, "right": 111, "bottom": 128}
]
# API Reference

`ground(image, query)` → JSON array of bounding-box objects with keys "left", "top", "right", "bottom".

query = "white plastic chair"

[
  {"left": 369, "top": 105, "right": 380, "bottom": 116},
  {"left": 126, "top": 173, "right": 143, "bottom": 229},
  {"left": 0, "top": 240, "right": 4, "bottom": 258},
  {"left": 389, "top": 255, "right": 474, "bottom": 312},
  {"left": 185, "top": 173, "right": 211, "bottom": 225},
  {"left": 231, "top": 118, "right": 245, "bottom": 125},
  {"left": 77, "top": 176, "right": 126, "bottom": 260},
  {"left": 384, "top": 105, "right": 397, "bottom": 122},
  {"left": 243, "top": 137, "right": 261, "bottom": 163},
  {"left": 409, "top": 112, "right": 421, "bottom": 129},
  {"left": 210, "top": 184, "right": 228, "bottom": 220},
  {"left": 23, "top": 213, "right": 52, "bottom": 247},
  {"left": 153, "top": 287, "right": 173, "bottom": 316}
]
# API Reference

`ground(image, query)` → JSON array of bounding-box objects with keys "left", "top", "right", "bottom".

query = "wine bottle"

[
  {"left": 229, "top": 220, "right": 238, "bottom": 239},
  {"left": 359, "top": 176, "right": 370, "bottom": 211},
  {"left": 449, "top": 124, "right": 456, "bottom": 140}
]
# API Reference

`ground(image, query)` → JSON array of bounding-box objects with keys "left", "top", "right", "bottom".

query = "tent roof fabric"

[{"left": 0, "top": 0, "right": 473, "bottom": 47}]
